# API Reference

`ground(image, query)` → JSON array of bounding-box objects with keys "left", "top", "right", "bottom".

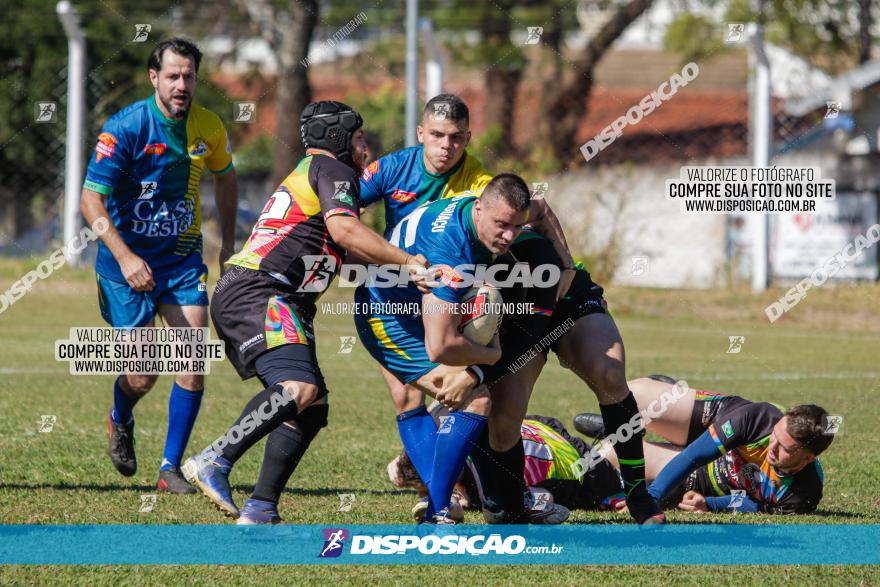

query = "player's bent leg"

[
  {"left": 626, "top": 377, "right": 695, "bottom": 446},
  {"left": 239, "top": 397, "right": 330, "bottom": 525},
  {"left": 576, "top": 378, "right": 697, "bottom": 446},
  {"left": 486, "top": 355, "right": 544, "bottom": 451},
  {"left": 471, "top": 357, "right": 547, "bottom": 523},
  {"left": 382, "top": 366, "right": 425, "bottom": 414},
  {"left": 556, "top": 314, "right": 665, "bottom": 524},
  {"left": 182, "top": 379, "right": 314, "bottom": 520}
]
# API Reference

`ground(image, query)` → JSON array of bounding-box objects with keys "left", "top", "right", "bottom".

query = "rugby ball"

[{"left": 459, "top": 285, "right": 503, "bottom": 345}]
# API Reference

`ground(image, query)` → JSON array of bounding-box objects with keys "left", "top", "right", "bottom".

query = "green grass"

[{"left": 1, "top": 259, "right": 879, "bottom": 585}]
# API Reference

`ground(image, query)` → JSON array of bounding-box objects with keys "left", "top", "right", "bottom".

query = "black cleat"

[
  {"left": 573, "top": 413, "right": 606, "bottom": 439},
  {"left": 107, "top": 412, "right": 137, "bottom": 477},
  {"left": 647, "top": 374, "right": 678, "bottom": 385},
  {"left": 158, "top": 466, "right": 197, "bottom": 494},
  {"left": 626, "top": 490, "right": 667, "bottom": 525}
]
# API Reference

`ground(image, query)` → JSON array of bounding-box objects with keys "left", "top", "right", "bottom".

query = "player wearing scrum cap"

[{"left": 182, "top": 101, "right": 430, "bottom": 524}]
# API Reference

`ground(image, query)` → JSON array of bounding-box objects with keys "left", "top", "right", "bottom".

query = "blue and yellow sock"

[{"left": 161, "top": 382, "right": 203, "bottom": 471}]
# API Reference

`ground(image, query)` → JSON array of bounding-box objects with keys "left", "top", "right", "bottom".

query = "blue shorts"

[
  {"left": 96, "top": 262, "right": 209, "bottom": 328},
  {"left": 353, "top": 287, "right": 437, "bottom": 385}
]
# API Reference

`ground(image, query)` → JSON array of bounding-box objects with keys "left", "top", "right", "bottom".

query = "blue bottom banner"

[{"left": 1, "top": 524, "right": 878, "bottom": 565}]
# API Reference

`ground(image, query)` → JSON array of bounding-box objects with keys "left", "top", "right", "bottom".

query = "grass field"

[{"left": 1, "top": 258, "right": 878, "bottom": 585}]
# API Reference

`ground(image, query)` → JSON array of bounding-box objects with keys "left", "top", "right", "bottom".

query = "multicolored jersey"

[
  {"left": 521, "top": 419, "right": 584, "bottom": 486},
  {"left": 359, "top": 146, "right": 493, "bottom": 235},
  {"left": 461, "top": 415, "right": 624, "bottom": 511},
  {"left": 83, "top": 97, "right": 233, "bottom": 281},
  {"left": 696, "top": 401, "right": 825, "bottom": 514},
  {"left": 226, "top": 151, "right": 360, "bottom": 306}
]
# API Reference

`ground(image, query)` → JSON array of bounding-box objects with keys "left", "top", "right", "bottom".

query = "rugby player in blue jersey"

[
  {"left": 80, "top": 38, "right": 239, "bottom": 493},
  {"left": 356, "top": 174, "right": 554, "bottom": 523},
  {"left": 359, "top": 95, "right": 663, "bottom": 524}
]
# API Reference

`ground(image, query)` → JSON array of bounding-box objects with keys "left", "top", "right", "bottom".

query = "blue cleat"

[
  {"left": 237, "top": 498, "right": 284, "bottom": 525},
  {"left": 181, "top": 449, "right": 239, "bottom": 519}
]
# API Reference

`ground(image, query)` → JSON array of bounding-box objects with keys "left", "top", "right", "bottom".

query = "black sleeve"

[
  {"left": 310, "top": 156, "right": 361, "bottom": 221},
  {"left": 712, "top": 402, "right": 781, "bottom": 452}
]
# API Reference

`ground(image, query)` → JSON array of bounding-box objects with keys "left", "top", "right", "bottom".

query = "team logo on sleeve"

[
  {"left": 297, "top": 255, "right": 339, "bottom": 293},
  {"left": 721, "top": 420, "right": 734, "bottom": 437},
  {"left": 189, "top": 139, "right": 209, "bottom": 157},
  {"left": 138, "top": 181, "right": 157, "bottom": 200},
  {"left": 319, "top": 528, "right": 349, "bottom": 558},
  {"left": 333, "top": 182, "right": 354, "bottom": 206},
  {"left": 361, "top": 159, "right": 380, "bottom": 181},
  {"left": 143, "top": 143, "right": 166, "bottom": 156},
  {"left": 95, "top": 133, "right": 117, "bottom": 162}
]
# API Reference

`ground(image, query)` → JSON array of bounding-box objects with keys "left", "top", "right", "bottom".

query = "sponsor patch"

[
  {"left": 333, "top": 192, "right": 354, "bottom": 206},
  {"left": 391, "top": 188, "right": 417, "bottom": 203},
  {"left": 362, "top": 159, "right": 380, "bottom": 181},
  {"left": 95, "top": 132, "right": 117, "bottom": 162},
  {"left": 143, "top": 143, "right": 166, "bottom": 155}
]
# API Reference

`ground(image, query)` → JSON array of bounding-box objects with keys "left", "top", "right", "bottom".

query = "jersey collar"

[{"left": 306, "top": 148, "right": 337, "bottom": 159}]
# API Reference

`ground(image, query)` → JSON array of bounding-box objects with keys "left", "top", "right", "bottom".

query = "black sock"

[
  {"left": 599, "top": 392, "right": 647, "bottom": 498},
  {"left": 470, "top": 428, "right": 527, "bottom": 517},
  {"left": 213, "top": 384, "right": 300, "bottom": 463},
  {"left": 251, "top": 404, "right": 328, "bottom": 504}
]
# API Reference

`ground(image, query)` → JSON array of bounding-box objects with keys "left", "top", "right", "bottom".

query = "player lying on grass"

[
  {"left": 182, "top": 101, "right": 430, "bottom": 524},
  {"left": 80, "top": 38, "right": 239, "bottom": 493},
  {"left": 573, "top": 375, "right": 832, "bottom": 514},
  {"left": 387, "top": 402, "right": 626, "bottom": 520},
  {"left": 355, "top": 175, "right": 572, "bottom": 524}
]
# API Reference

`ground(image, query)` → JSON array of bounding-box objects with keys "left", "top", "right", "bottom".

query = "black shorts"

[
  {"left": 482, "top": 239, "right": 607, "bottom": 384},
  {"left": 542, "top": 268, "right": 607, "bottom": 354},
  {"left": 210, "top": 267, "right": 324, "bottom": 386}
]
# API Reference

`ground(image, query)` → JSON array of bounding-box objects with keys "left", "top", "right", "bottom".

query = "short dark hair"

[
  {"left": 148, "top": 37, "right": 203, "bottom": 73},
  {"left": 482, "top": 173, "right": 531, "bottom": 212},
  {"left": 423, "top": 94, "right": 469, "bottom": 125},
  {"left": 785, "top": 404, "right": 834, "bottom": 456}
]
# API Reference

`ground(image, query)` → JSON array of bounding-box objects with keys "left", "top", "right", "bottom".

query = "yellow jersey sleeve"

[
  {"left": 196, "top": 107, "right": 234, "bottom": 174},
  {"left": 443, "top": 152, "right": 493, "bottom": 198}
]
